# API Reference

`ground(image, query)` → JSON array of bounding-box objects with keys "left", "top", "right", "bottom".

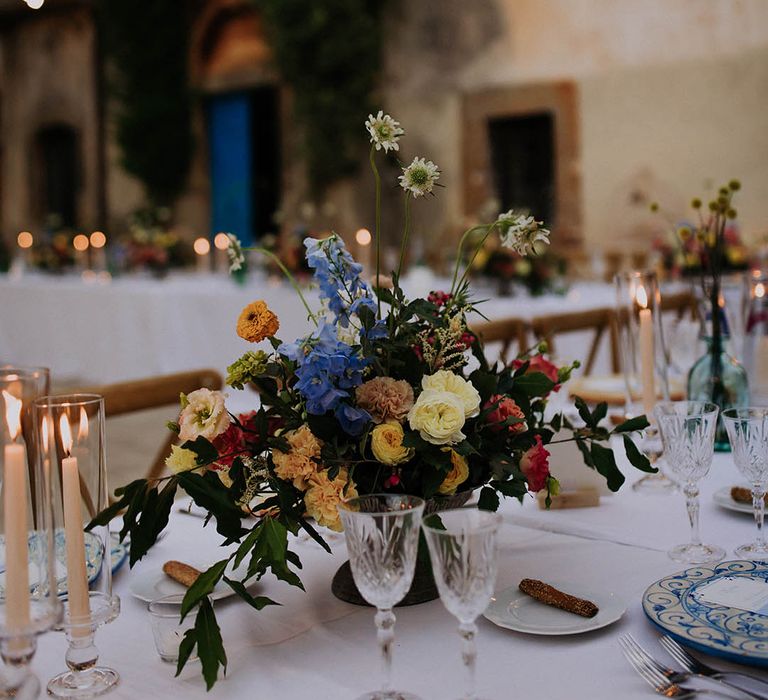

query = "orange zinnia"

[{"left": 236, "top": 300, "right": 279, "bottom": 343}]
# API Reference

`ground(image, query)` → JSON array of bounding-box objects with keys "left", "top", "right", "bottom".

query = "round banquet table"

[
  {"left": 31, "top": 449, "right": 768, "bottom": 699},
  {"left": 0, "top": 272, "right": 620, "bottom": 385}
]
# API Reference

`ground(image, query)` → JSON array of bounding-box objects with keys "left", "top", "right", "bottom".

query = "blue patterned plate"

[{"left": 643, "top": 560, "right": 768, "bottom": 667}]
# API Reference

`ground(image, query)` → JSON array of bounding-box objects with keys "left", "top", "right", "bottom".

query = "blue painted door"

[{"left": 207, "top": 93, "right": 253, "bottom": 244}]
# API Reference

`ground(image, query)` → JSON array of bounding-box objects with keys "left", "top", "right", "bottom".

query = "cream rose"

[
  {"left": 421, "top": 370, "right": 480, "bottom": 418},
  {"left": 304, "top": 468, "right": 358, "bottom": 532},
  {"left": 407, "top": 390, "right": 466, "bottom": 445},
  {"left": 165, "top": 445, "right": 198, "bottom": 474},
  {"left": 438, "top": 450, "right": 469, "bottom": 495},
  {"left": 371, "top": 421, "right": 414, "bottom": 465},
  {"left": 178, "top": 388, "right": 230, "bottom": 441}
]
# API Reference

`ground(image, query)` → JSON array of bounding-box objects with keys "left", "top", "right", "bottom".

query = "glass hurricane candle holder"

[
  {"left": 34, "top": 394, "right": 120, "bottom": 698},
  {"left": 0, "top": 371, "right": 61, "bottom": 697},
  {"left": 615, "top": 271, "right": 673, "bottom": 493}
]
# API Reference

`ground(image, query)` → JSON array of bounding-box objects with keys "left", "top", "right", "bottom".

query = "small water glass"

[
  {"left": 339, "top": 494, "right": 424, "bottom": 700},
  {"left": 422, "top": 509, "right": 502, "bottom": 700},
  {"left": 148, "top": 595, "right": 199, "bottom": 664},
  {"left": 723, "top": 408, "right": 768, "bottom": 559},
  {"left": 654, "top": 401, "right": 724, "bottom": 564}
]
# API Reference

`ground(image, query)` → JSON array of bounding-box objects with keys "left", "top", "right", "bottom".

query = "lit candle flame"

[
  {"left": 2, "top": 391, "right": 22, "bottom": 441},
  {"left": 756, "top": 283, "right": 766, "bottom": 299},
  {"left": 78, "top": 407, "right": 89, "bottom": 440},
  {"left": 60, "top": 414, "right": 73, "bottom": 455},
  {"left": 41, "top": 415, "right": 50, "bottom": 452},
  {"left": 635, "top": 285, "right": 649, "bottom": 309}
]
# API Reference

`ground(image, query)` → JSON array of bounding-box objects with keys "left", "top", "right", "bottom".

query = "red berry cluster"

[{"left": 427, "top": 290, "right": 452, "bottom": 307}]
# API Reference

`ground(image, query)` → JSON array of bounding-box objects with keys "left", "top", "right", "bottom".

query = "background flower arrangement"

[{"left": 92, "top": 113, "right": 652, "bottom": 689}]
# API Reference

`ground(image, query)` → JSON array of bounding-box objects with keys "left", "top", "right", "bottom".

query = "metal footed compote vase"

[{"left": 35, "top": 394, "right": 120, "bottom": 698}]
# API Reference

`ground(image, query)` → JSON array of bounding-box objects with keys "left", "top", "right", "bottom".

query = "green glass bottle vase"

[{"left": 687, "top": 337, "right": 749, "bottom": 451}]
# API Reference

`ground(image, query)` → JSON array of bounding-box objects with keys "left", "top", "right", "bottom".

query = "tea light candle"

[
  {"left": 2, "top": 390, "right": 30, "bottom": 632},
  {"left": 636, "top": 285, "right": 656, "bottom": 417},
  {"left": 194, "top": 237, "right": 211, "bottom": 274},
  {"left": 59, "top": 414, "right": 90, "bottom": 636},
  {"left": 73, "top": 234, "right": 90, "bottom": 272},
  {"left": 355, "top": 228, "right": 372, "bottom": 274},
  {"left": 89, "top": 231, "right": 107, "bottom": 272},
  {"left": 213, "top": 232, "right": 230, "bottom": 273}
]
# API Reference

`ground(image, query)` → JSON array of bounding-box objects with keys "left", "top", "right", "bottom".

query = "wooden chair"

[
  {"left": 530, "top": 308, "right": 620, "bottom": 375},
  {"left": 471, "top": 317, "right": 529, "bottom": 365},
  {"left": 78, "top": 368, "right": 223, "bottom": 483},
  {"left": 661, "top": 290, "right": 698, "bottom": 321}
]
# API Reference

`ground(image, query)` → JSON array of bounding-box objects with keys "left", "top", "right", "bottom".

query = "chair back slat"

[{"left": 471, "top": 318, "right": 528, "bottom": 365}]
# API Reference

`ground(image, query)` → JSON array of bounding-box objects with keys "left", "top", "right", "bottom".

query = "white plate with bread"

[{"left": 128, "top": 559, "right": 249, "bottom": 603}]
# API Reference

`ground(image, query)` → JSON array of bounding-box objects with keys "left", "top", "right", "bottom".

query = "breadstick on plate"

[
  {"left": 518, "top": 578, "right": 599, "bottom": 618},
  {"left": 163, "top": 560, "right": 202, "bottom": 588}
]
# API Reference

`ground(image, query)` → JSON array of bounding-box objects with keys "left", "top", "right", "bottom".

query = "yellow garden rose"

[
  {"left": 304, "top": 468, "right": 358, "bottom": 532},
  {"left": 408, "top": 390, "right": 466, "bottom": 445},
  {"left": 165, "top": 445, "right": 198, "bottom": 474},
  {"left": 371, "top": 421, "right": 414, "bottom": 465},
  {"left": 438, "top": 450, "right": 469, "bottom": 495},
  {"left": 421, "top": 370, "right": 480, "bottom": 418}
]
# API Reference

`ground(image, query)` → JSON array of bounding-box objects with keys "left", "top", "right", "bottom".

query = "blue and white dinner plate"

[{"left": 643, "top": 560, "right": 768, "bottom": 668}]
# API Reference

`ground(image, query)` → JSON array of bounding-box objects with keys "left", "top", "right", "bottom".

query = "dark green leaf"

[
  {"left": 592, "top": 401, "right": 608, "bottom": 426},
  {"left": 194, "top": 598, "right": 227, "bottom": 690},
  {"left": 181, "top": 436, "right": 219, "bottom": 465},
  {"left": 623, "top": 434, "right": 657, "bottom": 473},
  {"left": 178, "top": 471, "right": 245, "bottom": 542},
  {"left": 574, "top": 396, "right": 594, "bottom": 428},
  {"left": 477, "top": 486, "right": 500, "bottom": 511},
  {"left": 590, "top": 442, "right": 625, "bottom": 492},
  {"left": 181, "top": 559, "right": 229, "bottom": 621},
  {"left": 613, "top": 415, "right": 651, "bottom": 433},
  {"left": 490, "top": 478, "right": 528, "bottom": 502},
  {"left": 86, "top": 478, "right": 146, "bottom": 531},
  {"left": 513, "top": 372, "right": 556, "bottom": 398},
  {"left": 575, "top": 439, "right": 594, "bottom": 468},
  {"left": 223, "top": 577, "right": 280, "bottom": 611},
  {"left": 174, "top": 628, "right": 198, "bottom": 678},
  {"left": 550, "top": 412, "right": 562, "bottom": 433}
]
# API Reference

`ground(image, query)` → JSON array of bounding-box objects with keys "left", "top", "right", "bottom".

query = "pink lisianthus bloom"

[
  {"left": 484, "top": 394, "right": 527, "bottom": 433},
  {"left": 513, "top": 355, "right": 561, "bottom": 393},
  {"left": 520, "top": 435, "right": 551, "bottom": 492}
]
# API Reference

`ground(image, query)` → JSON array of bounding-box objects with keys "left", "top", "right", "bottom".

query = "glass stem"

[
  {"left": 458, "top": 622, "right": 478, "bottom": 700},
  {"left": 753, "top": 485, "right": 766, "bottom": 548},
  {"left": 684, "top": 483, "right": 701, "bottom": 547},
  {"left": 375, "top": 608, "right": 396, "bottom": 695}
]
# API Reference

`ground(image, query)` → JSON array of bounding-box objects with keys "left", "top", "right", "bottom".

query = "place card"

[{"left": 694, "top": 576, "right": 768, "bottom": 616}]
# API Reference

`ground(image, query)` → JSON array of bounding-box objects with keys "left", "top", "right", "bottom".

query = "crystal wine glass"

[
  {"left": 338, "top": 494, "right": 425, "bottom": 700},
  {"left": 422, "top": 509, "right": 502, "bottom": 700},
  {"left": 723, "top": 408, "right": 768, "bottom": 559},
  {"left": 654, "top": 401, "right": 724, "bottom": 564}
]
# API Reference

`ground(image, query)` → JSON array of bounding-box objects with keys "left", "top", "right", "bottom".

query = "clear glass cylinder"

[
  {"left": 0, "top": 371, "right": 61, "bottom": 696},
  {"left": 34, "top": 394, "right": 120, "bottom": 698},
  {"left": 614, "top": 271, "right": 670, "bottom": 418},
  {"left": 744, "top": 273, "right": 768, "bottom": 403}
]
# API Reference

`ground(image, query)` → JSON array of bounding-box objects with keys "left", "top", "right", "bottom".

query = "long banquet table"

[
  {"left": 0, "top": 273, "right": 621, "bottom": 384},
  {"left": 31, "top": 449, "right": 768, "bottom": 698}
]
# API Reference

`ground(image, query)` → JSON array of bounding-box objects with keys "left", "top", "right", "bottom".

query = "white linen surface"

[
  {"left": 31, "top": 452, "right": 768, "bottom": 698},
  {"left": 0, "top": 273, "right": 618, "bottom": 384}
]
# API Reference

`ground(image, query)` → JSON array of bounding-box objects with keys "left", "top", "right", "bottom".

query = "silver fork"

[
  {"left": 619, "top": 635, "right": 747, "bottom": 698},
  {"left": 661, "top": 636, "right": 768, "bottom": 698}
]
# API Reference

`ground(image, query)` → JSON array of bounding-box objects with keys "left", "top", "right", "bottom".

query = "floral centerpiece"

[
  {"left": 92, "top": 113, "right": 652, "bottom": 689},
  {"left": 117, "top": 207, "right": 192, "bottom": 275}
]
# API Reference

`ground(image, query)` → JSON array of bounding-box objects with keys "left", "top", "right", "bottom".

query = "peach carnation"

[
  {"left": 484, "top": 394, "right": 527, "bottom": 433},
  {"left": 272, "top": 425, "right": 323, "bottom": 489},
  {"left": 304, "top": 468, "right": 358, "bottom": 532},
  {"left": 355, "top": 377, "right": 414, "bottom": 424},
  {"left": 520, "top": 435, "right": 551, "bottom": 492}
]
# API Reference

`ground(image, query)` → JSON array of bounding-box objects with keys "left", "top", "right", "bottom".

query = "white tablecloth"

[
  {"left": 30, "top": 450, "right": 768, "bottom": 698},
  {"left": 0, "top": 273, "right": 619, "bottom": 385}
]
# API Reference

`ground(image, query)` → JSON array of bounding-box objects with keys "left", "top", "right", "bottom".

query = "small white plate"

[
  {"left": 128, "top": 560, "right": 248, "bottom": 603},
  {"left": 483, "top": 581, "right": 626, "bottom": 635},
  {"left": 713, "top": 486, "right": 754, "bottom": 514}
]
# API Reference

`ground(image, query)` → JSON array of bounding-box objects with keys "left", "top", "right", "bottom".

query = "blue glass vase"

[{"left": 687, "top": 337, "right": 749, "bottom": 451}]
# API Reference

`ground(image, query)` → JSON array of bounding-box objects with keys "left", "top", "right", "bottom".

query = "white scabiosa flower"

[
  {"left": 226, "top": 233, "right": 246, "bottom": 272},
  {"left": 398, "top": 157, "right": 440, "bottom": 197},
  {"left": 365, "top": 110, "right": 404, "bottom": 152},
  {"left": 497, "top": 210, "right": 551, "bottom": 256}
]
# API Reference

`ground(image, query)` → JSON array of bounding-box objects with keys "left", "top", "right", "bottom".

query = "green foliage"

[
  {"left": 98, "top": 0, "right": 193, "bottom": 205},
  {"left": 254, "top": 0, "right": 387, "bottom": 191}
]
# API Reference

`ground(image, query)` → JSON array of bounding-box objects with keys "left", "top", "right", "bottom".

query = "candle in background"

[
  {"left": 59, "top": 414, "right": 90, "bottom": 636},
  {"left": 636, "top": 284, "right": 656, "bottom": 417},
  {"left": 89, "top": 231, "right": 107, "bottom": 272},
  {"left": 355, "top": 228, "right": 372, "bottom": 275},
  {"left": 73, "top": 234, "right": 90, "bottom": 273},
  {"left": 17, "top": 231, "right": 33, "bottom": 269},
  {"left": 213, "top": 232, "right": 230, "bottom": 273},
  {"left": 194, "top": 237, "right": 211, "bottom": 274},
  {"left": 2, "top": 390, "right": 30, "bottom": 633}
]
